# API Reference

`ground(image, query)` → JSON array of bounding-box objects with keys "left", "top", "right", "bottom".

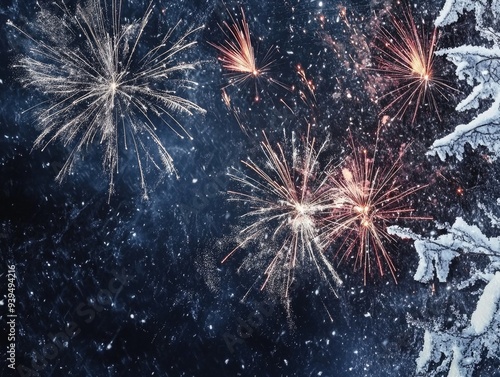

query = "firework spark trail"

[
  {"left": 209, "top": 8, "right": 288, "bottom": 102},
  {"left": 323, "top": 138, "right": 430, "bottom": 284},
  {"left": 8, "top": 0, "right": 205, "bottom": 198},
  {"left": 221, "top": 88, "right": 247, "bottom": 134},
  {"left": 224, "top": 130, "right": 342, "bottom": 308},
  {"left": 373, "top": 4, "right": 456, "bottom": 123},
  {"left": 296, "top": 64, "right": 317, "bottom": 111}
]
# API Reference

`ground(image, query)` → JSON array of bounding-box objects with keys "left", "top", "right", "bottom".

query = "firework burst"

[
  {"left": 373, "top": 4, "right": 455, "bottom": 123},
  {"left": 8, "top": 0, "right": 205, "bottom": 198},
  {"left": 224, "top": 130, "right": 342, "bottom": 308},
  {"left": 209, "top": 9, "right": 278, "bottom": 102},
  {"left": 323, "top": 140, "right": 429, "bottom": 284}
]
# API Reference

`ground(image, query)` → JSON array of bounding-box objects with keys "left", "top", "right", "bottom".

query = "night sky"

[{"left": 1, "top": 0, "right": 500, "bottom": 376}]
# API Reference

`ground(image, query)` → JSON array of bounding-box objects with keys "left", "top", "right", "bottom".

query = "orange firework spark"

[
  {"left": 374, "top": 4, "right": 455, "bottom": 123},
  {"left": 297, "top": 64, "right": 317, "bottom": 102},
  {"left": 224, "top": 130, "right": 342, "bottom": 307},
  {"left": 323, "top": 140, "right": 430, "bottom": 284},
  {"left": 221, "top": 88, "right": 246, "bottom": 133},
  {"left": 209, "top": 9, "right": 275, "bottom": 101}
]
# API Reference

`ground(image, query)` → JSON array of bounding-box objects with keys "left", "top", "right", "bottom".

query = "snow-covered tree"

[
  {"left": 389, "top": 217, "right": 500, "bottom": 376},
  {"left": 428, "top": 0, "right": 500, "bottom": 160},
  {"left": 434, "top": 0, "right": 500, "bottom": 31}
]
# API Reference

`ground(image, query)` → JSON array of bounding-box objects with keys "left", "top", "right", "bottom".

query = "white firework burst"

[
  {"left": 225, "top": 130, "right": 342, "bottom": 309},
  {"left": 8, "top": 0, "right": 205, "bottom": 198}
]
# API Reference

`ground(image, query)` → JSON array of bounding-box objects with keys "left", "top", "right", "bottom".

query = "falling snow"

[{"left": 1, "top": 0, "right": 499, "bottom": 376}]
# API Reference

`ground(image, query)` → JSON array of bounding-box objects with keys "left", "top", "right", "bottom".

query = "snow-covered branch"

[
  {"left": 389, "top": 217, "right": 500, "bottom": 376},
  {"left": 429, "top": 1, "right": 500, "bottom": 161},
  {"left": 435, "top": 0, "right": 497, "bottom": 31},
  {"left": 389, "top": 218, "right": 499, "bottom": 283},
  {"left": 414, "top": 273, "right": 500, "bottom": 377},
  {"left": 429, "top": 44, "right": 500, "bottom": 160}
]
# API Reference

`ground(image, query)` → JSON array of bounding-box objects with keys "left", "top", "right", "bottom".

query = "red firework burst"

[
  {"left": 374, "top": 4, "right": 455, "bottom": 123},
  {"left": 323, "top": 140, "right": 430, "bottom": 284}
]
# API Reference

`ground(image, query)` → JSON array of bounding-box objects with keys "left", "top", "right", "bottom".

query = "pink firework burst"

[
  {"left": 373, "top": 3, "right": 455, "bottom": 123},
  {"left": 323, "top": 140, "right": 430, "bottom": 284}
]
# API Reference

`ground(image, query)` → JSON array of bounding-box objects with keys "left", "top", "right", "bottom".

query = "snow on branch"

[
  {"left": 389, "top": 218, "right": 499, "bottom": 283},
  {"left": 479, "top": 199, "right": 500, "bottom": 228},
  {"left": 429, "top": 44, "right": 500, "bottom": 160},
  {"left": 429, "top": 1, "right": 500, "bottom": 161},
  {"left": 412, "top": 273, "right": 500, "bottom": 377},
  {"left": 435, "top": 0, "right": 499, "bottom": 31},
  {"left": 389, "top": 218, "right": 500, "bottom": 376},
  {"left": 470, "top": 272, "right": 500, "bottom": 334},
  {"left": 387, "top": 225, "right": 458, "bottom": 283}
]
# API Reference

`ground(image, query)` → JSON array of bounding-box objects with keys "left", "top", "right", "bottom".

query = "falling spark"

[
  {"left": 8, "top": 0, "right": 205, "bottom": 198},
  {"left": 296, "top": 64, "right": 317, "bottom": 103},
  {"left": 373, "top": 4, "right": 456, "bottom": 123},
  {"left": 323, "top": 139, "right": 430, "bottom": 284},
  {"left": 224, "top": 129, "right": 342, "bottom": 309},
  {"left": 221, "top": 88, "right": 246, "bottom": 133}
]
